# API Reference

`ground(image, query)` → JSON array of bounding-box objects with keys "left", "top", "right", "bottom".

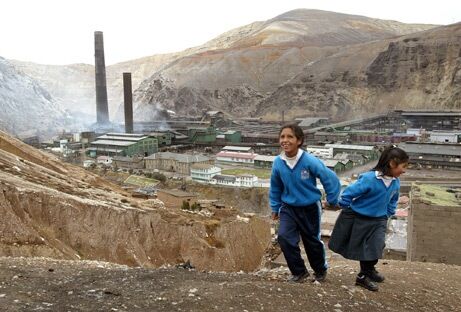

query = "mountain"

[
  {"left": 0, "top": 57, "right": 65, "bottom": 137},
  {"left": 9, "top": 9, "right": 442, "bottom": 123},
  {"left": 133, "top": 9, "right": 439, "bottom": 119},
  {"left": 255, "top": 22, "right": 461, "bottom": 120}
]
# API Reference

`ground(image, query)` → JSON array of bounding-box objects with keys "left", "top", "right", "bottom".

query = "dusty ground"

[{"left": 0, "top": 256, "right": 459, "bottom": 312}]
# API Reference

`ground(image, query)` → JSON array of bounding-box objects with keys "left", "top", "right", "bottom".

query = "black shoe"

[
  {"left": 289, "top": 270, "right": 310, "bottom": 283},
  {"left": 356, "top": 274, "right": 379, "bottom": 291},
  {"left": 313, "top": 270, "right": 327, "bottom": 282},
  {"left": 368, "top": 269, "right": 385, "bottom": 283}
]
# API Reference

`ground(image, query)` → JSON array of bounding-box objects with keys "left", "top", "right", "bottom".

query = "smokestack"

[
  {"left": 94, "top": 31, "right": 109, "bottom": 125},
  {"left": 123, "top": 72, "right": 134, "bottom": 133}
]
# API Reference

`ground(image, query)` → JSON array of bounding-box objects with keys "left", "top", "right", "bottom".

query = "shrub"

[{"left": 181, "top": 200, "right": 190, "bottom": 210}]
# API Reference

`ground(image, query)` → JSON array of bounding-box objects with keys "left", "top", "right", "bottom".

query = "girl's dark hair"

[
  {"left": 373, "top": 145, "right": 409, "bottom": 176},
  {"left": 279, "top": 123, "right": 304, "bottom": 147}
]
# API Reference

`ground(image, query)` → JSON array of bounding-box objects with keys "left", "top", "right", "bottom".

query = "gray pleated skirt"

[{"left": 328, "top": 208, "right": 388, "bottom": 261}]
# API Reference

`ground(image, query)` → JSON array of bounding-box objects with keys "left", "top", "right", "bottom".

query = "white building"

[
  {"left": 238, "top": 174, "right": 258, "bottom": 187},
  {"left": 305, "top": 146, "right": 333, "bottom": 159},
  {"left": 407, "top": 128, "right": 425, "bottom": 137},
  {"left": 222, "top": 146, "right": 253, "bottom": 153},
  {"left": 429, "top": 131, "right": 461, "bottom": 143},
  {"left": 216, "top": 151, "right": 257, "bottom": 165},
  {"left": 190, "top": 164, "right": 222, "bottom": 182},
  {"left": 210, "top": 174, "right": 258, "bottom": 187},
  {"left": 96, "top": 155, "right": 112, "bottom": 165}
]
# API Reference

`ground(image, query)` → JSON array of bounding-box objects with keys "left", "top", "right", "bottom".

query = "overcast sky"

[{"left": 1, "top": 0, "right": 460, "bottom": 65}]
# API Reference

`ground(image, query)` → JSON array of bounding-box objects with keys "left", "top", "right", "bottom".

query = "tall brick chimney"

[
  {"left": 123, "top": 72, "right": 134, "bottom": 133},
  {"left": 94, "top": 31, "right": 109, "bottom": 124}
]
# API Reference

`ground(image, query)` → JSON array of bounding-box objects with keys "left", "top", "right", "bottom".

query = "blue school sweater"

[
  {"left": 338, "top": 171, "right": 400, "bottom": 218},
  {"left": 269, "top": 151, "right": 340, "bottom": 213}
]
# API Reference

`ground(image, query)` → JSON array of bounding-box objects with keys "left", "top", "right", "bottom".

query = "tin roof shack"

[
  {"left": 407, "top": 184, "right": 461, "bottom": 265},
  {"left": 157, "top": 189, "right": 197, "bottom": 209},
  {"left": 322, "top": 159, "right": 346, "bottom": 173}
]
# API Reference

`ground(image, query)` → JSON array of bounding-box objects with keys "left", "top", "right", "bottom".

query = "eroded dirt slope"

[{"left": 0, "top": 130, "right": 270, "bottom": 271}]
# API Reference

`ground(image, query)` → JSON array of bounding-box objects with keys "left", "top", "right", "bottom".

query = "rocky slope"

[
  {"left": 256, "top": 23, "right": 461, "bottom": 120},
  {"left": 10, "top": 54, "right": 183, "bottom": 121},
  {"left": 133, "top": 9, "right": 438, "bottom": 119},
  {"left": 0, "top": 130, "right": 270, "bottom": 271},
  {"left": 0, "top": 57, "right": 65, "bottom": 137}
]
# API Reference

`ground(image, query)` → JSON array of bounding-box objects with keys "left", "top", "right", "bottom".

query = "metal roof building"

[{"left": 88, "top": 133, "right": 158, "bottom": 157}]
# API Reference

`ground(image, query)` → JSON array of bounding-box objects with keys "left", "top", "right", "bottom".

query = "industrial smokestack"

[
  {"left": 94, "top": 31, "right": 109, "bottom": 125},
  {"left": 123, "top": 72, "right": 134, "bottom": 133}
]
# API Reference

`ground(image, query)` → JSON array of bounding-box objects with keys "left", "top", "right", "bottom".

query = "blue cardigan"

[
  {"left": 269, "top": 150, "right": 340, "bottom": 213},
  {"left": 339, "top": 171, "right": 400, "bottom": 218}
]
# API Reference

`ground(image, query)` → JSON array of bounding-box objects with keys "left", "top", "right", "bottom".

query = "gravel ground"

[{"left": 0, "top": 256, "right": 459, "bottom": 312}]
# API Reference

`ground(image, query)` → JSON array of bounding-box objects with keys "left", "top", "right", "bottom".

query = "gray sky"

[{"left": 1, "top": 0, "right": 460, "bottom": 65}]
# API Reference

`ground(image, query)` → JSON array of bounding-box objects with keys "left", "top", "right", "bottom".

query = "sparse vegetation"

[
  {"left": 145, "top": 172, "right": 167, "bottom": 183},
  {"left": 181, "top": 200, "right": 190, "bottom": 210},
  {"left": 221, "top": 168, "right": 271, "bottom": 179},
  {"left": 124, "top": 175, "right": 159, "bottom": 187},
  {"left": 181, "top": 200, "right": 201, "bottom": 211}
]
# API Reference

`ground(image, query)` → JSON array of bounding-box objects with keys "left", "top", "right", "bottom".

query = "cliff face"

[
  {"left": 256, "top": 23, "right": 461, "bottom": 121},
  {"left": 0, "top": 57, "right": 65, "bottom": 137},
  {"left": 0, "top": 130, "right": 270, "bottom": 271},
  {"left": 366, "top": 25, "right": 461, "bottom": 110}
]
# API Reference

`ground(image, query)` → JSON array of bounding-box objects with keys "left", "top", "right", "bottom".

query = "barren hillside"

[
  {"left": 0, "top": 58, "right": 65, "bottom": 137},
  {"left": 256, "top": 23, "right": 461, "bottom": 120},
  {"left": 134, "top": 9, "right": 437, "bottom": 119},
  {"left": 0, "top": 130, "right": 270, "bottom": 271}
]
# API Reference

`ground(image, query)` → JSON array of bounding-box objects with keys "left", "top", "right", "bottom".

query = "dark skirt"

[{"left": 328, "top": 208, "right": 388, "bottom": 261}]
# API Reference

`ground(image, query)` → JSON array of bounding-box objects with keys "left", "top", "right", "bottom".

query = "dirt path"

[{"left": 0, "top": 257, "right": 459, "bottom": 312}]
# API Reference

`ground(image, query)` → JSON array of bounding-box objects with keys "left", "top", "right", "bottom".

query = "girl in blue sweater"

[
  {"left": 270, "top": 124, "right": 341, "bottom": 283},
  {"left": 328, "top": 145, "right": 409, "bottom": 291}
]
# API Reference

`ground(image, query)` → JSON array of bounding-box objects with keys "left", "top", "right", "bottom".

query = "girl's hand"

[
  {"left": 323, "top": 201, "right": 341, "bottom": 210},
  {"left": 271, "top": 212, "right": 279, "bottom": 221}
]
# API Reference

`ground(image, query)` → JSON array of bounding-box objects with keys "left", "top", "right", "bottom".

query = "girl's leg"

[
  {"left": 298, "top": 202, "right": 327, "bottom": 275},
  {"left": 278, "top": 205, "right": 307, "bottom": 276},
  {"left": 356, "top": 260, "right": 379, "bottom": 291},
  {"left": 360, "top": 259, "right": 378, "bottom": 276},
  {"left": 361, "top": 259, "right": 385, "bottom": 282}
]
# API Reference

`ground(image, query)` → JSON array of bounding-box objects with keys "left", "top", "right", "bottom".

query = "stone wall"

[{"left": 407, "top": 184, "right": 461, "bottom": 265}]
